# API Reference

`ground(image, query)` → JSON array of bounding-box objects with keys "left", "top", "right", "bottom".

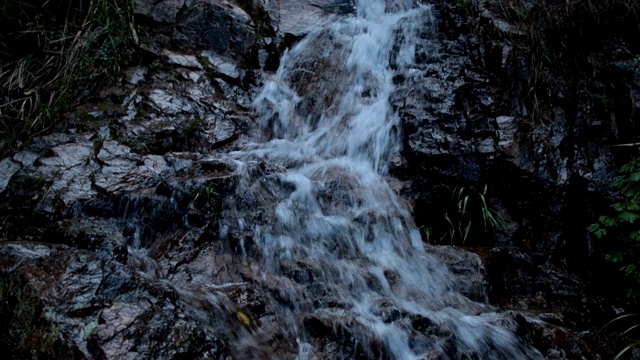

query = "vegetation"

[
  {"left": 422, "top": 184, "right": 503, "bottom": 245},
  {"left": 0, "top": 0, "right": 143, "bottom": 155},
  {"left": 589, "top": 155, "right": 640, "bottom": 358},
  {"left": 600, "top": 313, "right": 640, "bottom": 359},
  {"left": 588, "top": 156, "right": 640, "bottom": 301}
]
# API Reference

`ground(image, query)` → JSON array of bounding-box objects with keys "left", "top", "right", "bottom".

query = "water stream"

[
  {"left": 127, "top": 1, "right": 543, "bottom": 358},
  {"left": 223, "top": 1, "right": 543, "bottom": 358}
]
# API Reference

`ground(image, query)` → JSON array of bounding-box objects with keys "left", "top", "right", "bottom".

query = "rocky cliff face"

[
  {"left": 0, "top": 0, "right": 638, "bottom": 358},
  {"left": 392, "top": 0, "right": 640, "bottom": 355}
]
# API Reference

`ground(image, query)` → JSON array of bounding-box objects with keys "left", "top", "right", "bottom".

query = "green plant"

[
  {"left": 423, "top": 184, "right": 503, "bottom": 245},
  {"left": 599, "top": 313, "right": 640, "bottom": 359},
  {"left": 0, "top": 0, "right": 142, "bottom": 155},
  {"left": 588, "top": 156, "right": 640, "bottom": 301}
]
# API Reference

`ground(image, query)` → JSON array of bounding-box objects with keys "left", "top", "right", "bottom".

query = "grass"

[
  {"left": 0, "top": 0, "right": 143, "bottom": 156},
  {"left": 599, "top": 313, "right": 640, "bottom": 359},
  {"left": 422, "top": 184, "right": 504, "bottom": 245}
]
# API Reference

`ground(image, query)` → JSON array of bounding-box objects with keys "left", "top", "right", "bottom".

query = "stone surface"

[
  {"left": 393, "top": 0, "right": 640, "bottom": 357},
  {"left": 0, "top": 242, "right": 230, "bottom": 359},
  {"left": 135, "top": 0, "right": 184, "bottom": 23},
  {"left": 2, "top": 0, "right": 639, "bottom": 358},
  {"left": 174, "top": 0, "right": 255, "bottom": 59}
]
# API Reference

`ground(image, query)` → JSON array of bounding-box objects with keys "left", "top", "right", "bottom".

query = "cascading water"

[
  {"left": 217, "top": 1, "right": 544, "bottom": 358},
  {"left": 122, "top": 1, "right": 544, "bottom": 358}
]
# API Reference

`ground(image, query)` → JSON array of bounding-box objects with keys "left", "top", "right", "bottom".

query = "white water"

[{"left": 221, "top": 1, "right": 543, "bottom": 358}]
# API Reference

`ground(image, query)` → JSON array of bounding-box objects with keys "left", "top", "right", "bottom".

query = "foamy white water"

[{"left": 222, "top": 1, "right": 544, "bottom": 358}]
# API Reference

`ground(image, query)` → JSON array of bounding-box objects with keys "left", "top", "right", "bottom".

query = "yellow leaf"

[{"left": 237, "top": 311, "right": 250, "bottom": 326}]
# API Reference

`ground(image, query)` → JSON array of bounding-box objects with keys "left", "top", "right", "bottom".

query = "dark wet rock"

[
  {"left": 277, "top": 0, "right": 353, "bottom": 37},
  {"left": 427, "top": 245, "right": 488, "bottom": 302},
  {"left": 0, "top": 158, "right": 21, "bottom": 194},
  {"left": 302, "top": 312, "right": 389, "bottom": 359},
  {"left": 174, "top": 1, "right": 254, "bottom": 59},
  {"left": 391, "top": 0, "right": 640, "bottom": 357},
  {"left": 2, "top": 1, "right": 638, "bottom": 358},
  {"left": 0, "top": 242, "right": 230, "bottom": 359},
  {"left": 511, "top": 313, "right": 601, "bottom": 359},
  {"left": 43, "top": 218, "right": 129, "bottom": 263},
  {"left": 106, "top": 51, "right": 253, "bottom": 155},
  {"left": 135, "top": 0, "right": 185, "bottom": 23},
  {"left": 135, "top": 0, "right": 256, "bottom": 61}
]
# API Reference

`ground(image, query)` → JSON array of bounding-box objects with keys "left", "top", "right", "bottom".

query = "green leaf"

[
  {"left": 462, "top": 222, "right": 471, "bottom": 243},
  {"left": 423, "top": 226, "right": 432, "bottom": 241},
  {"left": 620, "top": 211, "right": 640, "bottom": 223},
  {"left": 599, "top": 215, "right": 617, "bottom": 227},
  {"left": 594, "top": 228, "right": 608, "bottom": 239},
  {"left": 628, "top": 201, "right": 640, "bottom": 212},
  {"left": 586, "top": 223, "right": 600, "bottom": 232},
  {"left": 609, "top": 253, "right": 623, "bottom": 263},
  {"left": 623, "top": 264, "right": 637, "bottom": 275},
  {"left": 460, "top": 195, "right": 470, "bottom": 216},
  {"left": 613, "top": 340, "right": 640, "bottom": 360}
]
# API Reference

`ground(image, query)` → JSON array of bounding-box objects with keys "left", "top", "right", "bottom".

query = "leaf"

[
  {"left": 460, "top": 195, "right": 469, "bottom": 216},
  {"left": 613, "top": 340, "right": 640, "bottom": 360},
  {"left": 620, "top": 211, "right": 640, "bottom": 223},
  {"left": 462, "top": 222, "right": 471, "bottom": 243},
  {"left": 593, "top": 228, "right": 607, "bottom": 239},
  {"left": 443, "top": 213, "right": 453, "bottom": 227},
  {"left": 622, "top": 323, "right": 640, "bottom": 336},
  {"left": 423, "top": 226, "right": 432, "bottom": 241},
  {"left": 599, "top": 215, "right": 617, "bottom": 227},
  {"left": 599, "top": 313, "right": 640, "bottom": 334},
  {"left": 586, "top": 223, "right": 601, "bottom": 233},
  {"left": 608, "top": 253, "right": 623, "bottom": 263},
  {"left": 237, "top": 311, "right": 250, "bottom": 326},
  {"left": 623, "top": 264, "right": 637, "bottom": 275},
  {"left": 612, "top": 203, "right": 625, "bottom": 212},
  {"left": 628, "top": 201, "right": 640, "bottom": 212}
]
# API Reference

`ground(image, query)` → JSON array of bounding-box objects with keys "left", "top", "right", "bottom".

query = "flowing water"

[
  {"left": 223, "top": 1, "right": 543, "bottom": 358},
  {"left": 129, "top": 1, "right": 544, "bottom": 358}
]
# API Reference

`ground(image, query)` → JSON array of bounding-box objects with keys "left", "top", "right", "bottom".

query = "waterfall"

[{"left": 219, "top": 0, "right": 544, "bottom": 358}]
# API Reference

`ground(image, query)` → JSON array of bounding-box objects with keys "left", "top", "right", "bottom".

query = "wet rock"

[
  {"left": 135, "top": 0, "right": 184, "bottom": 23},
  {"left": 201, "top": 51, "right": 241, "bottom": 80},
  {"left": 148, "top": 89, "right": 194, "bottom": 114},
  {"left": 302, "top": 312, "right": 388, "bottom": 359},
  {"left": 391, "top": 1, "right": 637, "bottom": 357},
  {"left": 278, "top": 0, "right": 351, "bottom": 37},
  {"left": 125, "top": 66, "right": 148, "bottom": 85},
  {"left": 44, "top": 218, "right": 129, "bottom": 263},
  {"left": 162, "top": 50, "right": 203, "bottom": 69},
  {"left": 0, "top": 242, "right": 230, "bottom": 359},
  {"left": 0, "top": 158, "right": 20, "bottom": 193},
  {"left": 511, "top": 313, "right": 599, "bottom": 359},
  {"left": 428, "top": 245, "right": 488, "bottom": 302},
  {"left": 174, "top": 0, "right": 255, "bottom": 60}
]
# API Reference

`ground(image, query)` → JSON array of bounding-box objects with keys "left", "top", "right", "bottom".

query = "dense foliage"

[{"left": 589, "top": 156, "right": 640, "bottom": 302}]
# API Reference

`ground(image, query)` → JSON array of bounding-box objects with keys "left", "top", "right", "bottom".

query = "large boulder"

[{"left": 135, "top": 0, "right": 256, "bottom": 60}]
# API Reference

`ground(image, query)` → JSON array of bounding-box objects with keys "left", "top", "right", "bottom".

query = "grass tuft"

[{"left": 0, "top": 0, "right": 143, "bottom": 155}]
